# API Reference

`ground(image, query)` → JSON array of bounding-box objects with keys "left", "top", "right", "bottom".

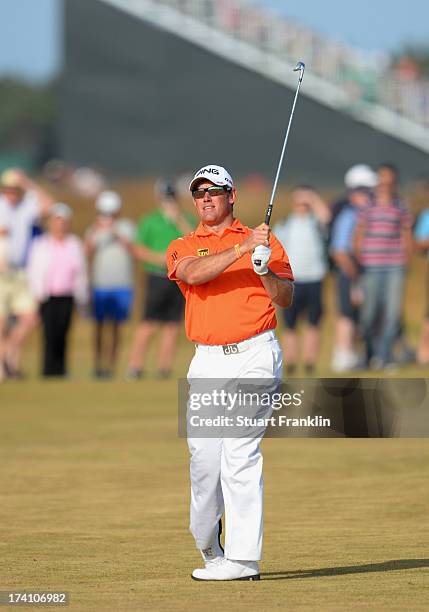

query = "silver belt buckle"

[{"left": 222, "top": 343, "right": 239, "bottom": 355}]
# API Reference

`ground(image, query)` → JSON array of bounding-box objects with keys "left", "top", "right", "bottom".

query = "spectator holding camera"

[
  {"left": 85, "top": 191, "right": 136, "bottom": 379},
  {"left": 273, "top": 186, "right": 330, "bottom": 375}
]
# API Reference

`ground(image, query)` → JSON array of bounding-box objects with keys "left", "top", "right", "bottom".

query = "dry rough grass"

[{"left": 1, "top": 382, "right": 428, "bottom": 611}]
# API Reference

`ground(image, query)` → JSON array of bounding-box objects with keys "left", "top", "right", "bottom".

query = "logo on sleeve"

[
  {"left": 197, "top": 248, "right": 209, "bottom": 257},
  {"left": 171, "top": 250, "right": 178, "bottom": 261}
]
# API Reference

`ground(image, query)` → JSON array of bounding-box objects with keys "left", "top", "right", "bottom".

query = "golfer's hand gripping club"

[
  {"left": 254, "top": 60, "right": 305, "bottom": 267},
  {"left": 252, "top": 245, "right": 272, "bottom": 275}
]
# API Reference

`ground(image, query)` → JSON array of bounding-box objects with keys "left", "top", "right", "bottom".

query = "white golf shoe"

[{"left": 192, "top": 559, "right": 260, "bottom": 581}]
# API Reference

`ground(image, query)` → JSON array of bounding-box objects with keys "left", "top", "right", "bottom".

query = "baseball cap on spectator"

[
  {"left": 95, "top": 190, "right": 122, "bottom": 215},
  {"left": 189, "top": 165, "right": 234, "bottom": 191},
  {"left": 344, "top": 164, "right": 377, "bottom": 190},
  {"left": 155, "top": 177, "right": 177, "bottom": 199},
  {"left": 50, "top": 202, "right": 73, "bottom": 220}
]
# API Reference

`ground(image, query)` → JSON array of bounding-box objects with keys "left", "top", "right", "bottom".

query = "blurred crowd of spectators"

[
  {"left": 0, "top": 163, "right": 428, "bottom": 381},
  {"left": 274, "top": 163, "right": 429, "bottom": 374},
  {"left": 158, "top": 0, "right": 429, "bottom": 126}
]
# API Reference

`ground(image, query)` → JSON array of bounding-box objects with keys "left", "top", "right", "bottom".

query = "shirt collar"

[{"left": 195, "top": 218, "right": 246, "bottom": 237}]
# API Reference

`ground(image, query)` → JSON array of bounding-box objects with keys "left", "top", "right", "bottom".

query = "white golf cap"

[
  {"left": 344, "top": 164, "right": 378, "bottom": 190},
  {"left": 189, "top": 164, "right": 234, "bottom": 191},
  {"left": 50, "top": 202, "right": 73, "bottom": 220},
  {"left": 95, "top": 190, "right": 122, "bottom": 215}
]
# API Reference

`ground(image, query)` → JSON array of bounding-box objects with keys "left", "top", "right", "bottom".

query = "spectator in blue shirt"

[{"left": 329, "top": 165, "right": 377, "bottom": 372}]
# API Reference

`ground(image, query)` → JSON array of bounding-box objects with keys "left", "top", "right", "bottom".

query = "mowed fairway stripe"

[{"left": 1, "top": 382, "right": 428, "bottom": 611}]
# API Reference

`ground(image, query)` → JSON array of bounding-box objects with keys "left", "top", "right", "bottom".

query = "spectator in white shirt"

[
  {"left": 0, "top": 169, "right": 53, "bottom": 380},
  {"left": 273, "top": 186, "right": 331, "bottom": 375}
]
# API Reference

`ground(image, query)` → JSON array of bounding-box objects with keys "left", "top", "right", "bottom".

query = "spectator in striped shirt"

[{"left": 354, "top": 164, "right": 413, "bottom": 368}]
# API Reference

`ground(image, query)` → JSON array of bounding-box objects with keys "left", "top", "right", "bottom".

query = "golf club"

[
  {"left": 253, "top": 61, "right": 305, "bottom": 267},
  {"left": 264, "top": 61, "right": 305, "bottom": 226}
]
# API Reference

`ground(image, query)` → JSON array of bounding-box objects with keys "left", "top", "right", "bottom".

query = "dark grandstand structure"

[{"left": 60, "top": 0, "right": 429, "bottom": 185}]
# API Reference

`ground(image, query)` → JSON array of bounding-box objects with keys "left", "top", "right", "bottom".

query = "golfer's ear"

[{"left": 229, "top": 188, "right": 236, "bottom": 206}]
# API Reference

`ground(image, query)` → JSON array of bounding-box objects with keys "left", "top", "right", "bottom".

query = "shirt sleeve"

[
  {"left": 268, "top": 234, "right": 294, "bottom": 281},
  {"left": 330, "top": 210, "right": 355, "bottom": 252},
  {"left": 415, "top": 210, "right": 429, "bottom": 239},
  {"left": 166, "top": 236, "right": 198, "bottom": 281}
]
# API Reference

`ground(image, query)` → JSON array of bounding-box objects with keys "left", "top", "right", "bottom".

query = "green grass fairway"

[{"left": 1, "top": 381, "right": 428, "bottom": 611}]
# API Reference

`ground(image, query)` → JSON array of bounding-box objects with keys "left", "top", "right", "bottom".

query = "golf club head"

[{"left": 294, "top": 61, "right": 305, "bottom": 81}]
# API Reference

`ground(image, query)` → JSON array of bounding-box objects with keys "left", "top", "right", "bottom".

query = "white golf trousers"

[{"left": 187, "top": 330, "right": 283, "bottom": 560}]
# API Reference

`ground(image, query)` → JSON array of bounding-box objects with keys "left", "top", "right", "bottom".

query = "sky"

[
  {"left": 0, "top": 0, "right": 428, "bottom": 83},
  {"left": 0, "top": 0, "right": 61, "bottom": 83}
]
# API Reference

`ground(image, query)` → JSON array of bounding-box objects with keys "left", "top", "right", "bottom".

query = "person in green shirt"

[{"left": 127, "top": 178, "right": 195, "bottom": 379}]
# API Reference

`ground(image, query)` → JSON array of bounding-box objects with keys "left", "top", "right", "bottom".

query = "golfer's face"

[{"left": 192, "top": 181, "right": 235, "bottom": 225}]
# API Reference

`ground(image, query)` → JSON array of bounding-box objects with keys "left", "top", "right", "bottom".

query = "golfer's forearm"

[
  {"left": 261, "top": 273, "right": 294, "bottom": 307},
  {"left": 178, "top": 248, "right": 238, "bottom": 285}
]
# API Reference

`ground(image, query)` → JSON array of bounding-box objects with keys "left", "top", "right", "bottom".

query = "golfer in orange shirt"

[{"left": 167, "top": 165, "right": 294, "bottom": 581}]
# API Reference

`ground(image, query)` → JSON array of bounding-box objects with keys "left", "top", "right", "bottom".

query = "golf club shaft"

[{"left": 264, "top": 62, "right": 305, "bottom": 226}]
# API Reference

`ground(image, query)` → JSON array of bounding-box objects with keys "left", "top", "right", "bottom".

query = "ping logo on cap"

[
  {"left": 197, "top": 168, "right": 220, "bottom": 176},
  {"left": 189, "top": 164, "right": 234, "bottom": 191}
]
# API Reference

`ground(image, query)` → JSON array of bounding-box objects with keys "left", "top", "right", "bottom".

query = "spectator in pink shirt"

[{"left": 27, "top": 203, "right": 88, "bottom": 377}]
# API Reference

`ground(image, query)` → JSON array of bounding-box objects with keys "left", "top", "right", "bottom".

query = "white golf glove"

[{"left": 252, "top": 245, "right": 271, "bottom": 276}]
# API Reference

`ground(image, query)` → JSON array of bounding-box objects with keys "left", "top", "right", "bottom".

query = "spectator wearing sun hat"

[
  {"left": 84, "top": 190, "right": 136, "bottom": 379},
  {"left": 27, "top": 203, "right": 88, "bottom": 377},
  {"left": 0, "top": 168, "right": 54, "bottom": 381},
  {"left": 329, "top": 164, "right": 377, "bottom": 372}
]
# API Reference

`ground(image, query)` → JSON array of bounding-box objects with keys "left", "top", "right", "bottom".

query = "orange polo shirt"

[{"left": 166, "top": 218, "right": 294, "bottom": 345}]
